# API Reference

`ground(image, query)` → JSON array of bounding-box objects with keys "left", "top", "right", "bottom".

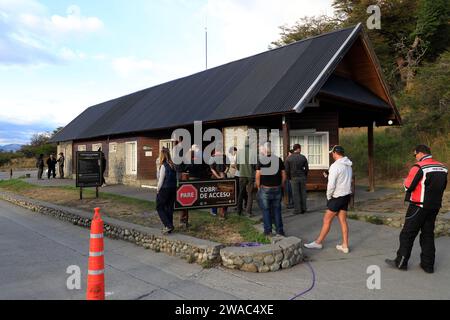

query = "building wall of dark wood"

[{"left": 69, "top": 107, "right": 340, "bottom": 189}]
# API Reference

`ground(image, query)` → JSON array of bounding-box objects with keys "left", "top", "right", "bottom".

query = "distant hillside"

[{"left": 0, "top": 144, "right": 22, "bottom": 152}]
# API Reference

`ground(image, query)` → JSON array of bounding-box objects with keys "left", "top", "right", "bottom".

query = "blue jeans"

[
  {"left": 258, "top": 186, "right": 284, "bottom": 235},
  {"left": 285, "top": 180, "right": 294, "bottom": 206}
]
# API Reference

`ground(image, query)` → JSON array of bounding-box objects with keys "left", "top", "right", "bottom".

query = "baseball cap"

[{"left": 329, "top": 145, "right": 345, "bottom": 154}]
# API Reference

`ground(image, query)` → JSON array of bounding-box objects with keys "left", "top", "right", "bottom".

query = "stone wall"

[{"left": 220, "top": 237, "right": 303, "bottom": 272}]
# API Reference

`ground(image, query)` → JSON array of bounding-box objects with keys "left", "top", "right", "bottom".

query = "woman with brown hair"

[{"left": 156, "top": 148, "right": 177, "bottom": 234}]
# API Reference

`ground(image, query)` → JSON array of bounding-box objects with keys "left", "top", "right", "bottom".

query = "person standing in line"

[
  {"left": 57, "top": 152, "right": 65, "bottom": 179},
  {"left": 236, "top": 141, "right": 255, "bottom": 216},
  {"left": 256, "top": 142, "right": 287, "bottom": 237},
  {"left": 98, "top": 148, "right": 107, "bottom": 187},
  {"left": 227, "top": 147, "right": 238, "bottom": 178},
  {"left": 285, "top": 144, "right": 309, "bottom": 214},
  {"left": 284, "top": 149, "right": 295, "bottom": 210},
  {"left": 182, "top": 145, "right": 210, "bottom": 228},
  {"left": 210, "top": 149, "right": 230, "bottom": 219},
  {"left": 36, "top": 154, "right": 44, "bottom": 180},
  {"left": 172, "top": 138, "right": 189, "bottom": 228},
  {"left": 156, "top": 149, "right": 177, "bottom": 235},
  {"left": 46, "top": 154, "right": 57, "bottom": 179},
  {"left": 385, "top": 145, "right": 447, "bottom": 273},
  {"left": 304, "top": 145, "right": 353, "bottom": 253}
]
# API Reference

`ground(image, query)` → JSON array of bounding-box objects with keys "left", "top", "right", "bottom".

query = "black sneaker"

[
  {"left": 385, "top": 258, "right": 407, "bottom": 271},
  {"left": 276, "top": 231, "right": 286, "bottom": 237},
  {"left": 420, "top": 263, "right": 434, "bottom": 274}
]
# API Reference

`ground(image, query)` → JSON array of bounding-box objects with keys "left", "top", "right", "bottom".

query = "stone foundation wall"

[{"left": 220, "top": 237, "right": 303, "bottom": 272}]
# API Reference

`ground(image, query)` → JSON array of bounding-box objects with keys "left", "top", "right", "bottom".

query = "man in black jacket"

[
  {"left": 285, "top": 144, "right": 309, "bottom": 214},
  {"left": 46, "top": 154, "right": 57, "bottom": 179},
  {"left": 36, "top": 154, "right": 44, "bottom": 180},
  {"left": 386, "top": 145, "right": 448, "bottom": 273}
]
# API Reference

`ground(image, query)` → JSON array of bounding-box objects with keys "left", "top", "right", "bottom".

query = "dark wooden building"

[{"left": 52, "top": 24, "right": 401, "bottom": 190}]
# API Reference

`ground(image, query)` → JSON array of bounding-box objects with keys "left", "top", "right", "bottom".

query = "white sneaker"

[
  {"left": 304, "top": 241, "right": 323, "bottom": 250},
  {"left": 336, "top": 244, "right": 349, "bottom": 254}
]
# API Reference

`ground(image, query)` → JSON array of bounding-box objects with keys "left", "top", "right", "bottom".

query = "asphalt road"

[{"left": 0, "top": 199, "right": 449, "bottom": 300}]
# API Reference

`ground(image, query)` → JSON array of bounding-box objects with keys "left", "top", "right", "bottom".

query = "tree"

[
  {"left": 30, "top": 133, "right": 51, "bottom": 147},
  {"left": 395, "top": 0, "right": 450, "bottom": 90},
  {"left": 397, "top": 50, "right": 450, "bottom": 140},
  {"left": 414, "top": 0, "right": 450, "bottom": 59},
  {"left": 270, "top": 15, "right": 341, "bottom": 48},
  {"left": 20, "top": 131, "right": 57, "bottom": 158}
]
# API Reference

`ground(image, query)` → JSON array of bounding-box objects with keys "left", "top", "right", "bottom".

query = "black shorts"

[{"left": 327, "top": 195, "right": 351, "bottom": 213}]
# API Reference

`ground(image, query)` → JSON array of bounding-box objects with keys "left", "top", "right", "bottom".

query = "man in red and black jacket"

[{"left": 386, "top": 145, "right": 448, "bottom": 273}]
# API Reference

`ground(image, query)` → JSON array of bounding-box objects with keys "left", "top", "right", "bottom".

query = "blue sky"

[{"left": 0, "top": 0, "right": 333, "bottom": 145}]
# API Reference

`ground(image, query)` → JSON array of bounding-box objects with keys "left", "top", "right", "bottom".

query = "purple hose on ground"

[{"left": 290, "top": 261, "right": 316, "bottom": 300}]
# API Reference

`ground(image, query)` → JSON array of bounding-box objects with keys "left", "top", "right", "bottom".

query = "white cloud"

[
  {"left": 0, "top": 0, "right": 104, "bottom": 66},
  {"left": 112, "top": 57, "right": 155, "bottom": 76},
  {"left": 60, "top": 47, "right": 86, "bottom": 61},
  {"left": 48, "top": 5, "right": 103, "bottom": 35}
]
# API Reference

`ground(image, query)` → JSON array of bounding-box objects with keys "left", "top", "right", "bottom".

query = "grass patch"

[
  {"left": 186, "top": 211, "right": 270, "bottom": 245},
  {"left": 0, "top": 179, "right": 35, "bottom": 192},
  {"left": 59, "top": 185, "right": 156, "bottom": 210},
  {"left": 364, "top": 216, "right": 385, "bottom": 225},
  {"left": 347, "top": 213, "right": 359, "bottom": 220}
]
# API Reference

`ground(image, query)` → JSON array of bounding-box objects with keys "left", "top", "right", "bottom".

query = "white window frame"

[
  {"left": 77, "top": 145, "right": 86, "bottom": 152},
  {"left": 125, "top": 141, "right": 138, "bottom": 175},
  {"left": 159, "top": 139, "right": 174, "bottom": 152},
  {"left": 92, "top": 143, "right": 102, "bottom": 152},
  {"left": 109, "top": 142, "right": 117, "bottom": 153},
  {"left": 288, "top": 130, "right": 330, "bottom": 169}
]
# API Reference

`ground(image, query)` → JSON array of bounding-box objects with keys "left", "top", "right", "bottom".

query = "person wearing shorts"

[{"left": 304, "top": 145, "right": 353, "bottom": 253}]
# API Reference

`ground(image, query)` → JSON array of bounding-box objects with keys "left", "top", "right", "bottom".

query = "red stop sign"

[{"left": 176, "top": 184, "right": 198, "bottom": 207}]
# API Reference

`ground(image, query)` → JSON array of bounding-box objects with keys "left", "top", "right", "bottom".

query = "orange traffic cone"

[{"left": 87, "top": 207, "right": 105, "bottom": 300}]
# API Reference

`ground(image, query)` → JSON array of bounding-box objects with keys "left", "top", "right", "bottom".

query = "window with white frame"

[
  {"left": 159, "top": 139, "right": 174, "bottom": 152},
  {"left": 77, "top": 145, "right": 86, "bottom": 151},
  {"left": 287, "top": 130, "right": 330, "bottom": 169},
  {"left": 109, "top": 142, "right": 117, "bottom": 153},
  {"left": 125, "top": 141, "right": 137, "bottom": 175},
  {"left": 92, "top": 143, "right": 102, "bottom": 152}
]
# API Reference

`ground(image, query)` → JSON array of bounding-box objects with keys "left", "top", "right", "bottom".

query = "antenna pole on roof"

[{"left": 205, "top": 14, "right": 208, "bottom": 70}]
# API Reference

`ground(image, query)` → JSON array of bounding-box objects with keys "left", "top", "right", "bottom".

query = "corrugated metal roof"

[{"left": 52, "top": 24, "right": 386, "bottom": 143}]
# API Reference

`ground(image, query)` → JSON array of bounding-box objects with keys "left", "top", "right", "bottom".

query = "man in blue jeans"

[{"left": 256, "top": 142, "right": 287, "bottom": 237}]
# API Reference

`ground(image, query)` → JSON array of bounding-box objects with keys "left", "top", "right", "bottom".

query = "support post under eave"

[
  {"left": 282, "top": 115, "right": 290, "bottom": 205},
  {"left": 282, "top": 115, "right": 290, "bottom": 160},
  {"left": 368, "top": 122, "right": 375, "bottom": 192}
]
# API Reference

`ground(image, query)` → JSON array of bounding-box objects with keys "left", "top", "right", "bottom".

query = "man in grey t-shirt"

[{"left": 285, "top": 144, "right": 309, "bottom": 214}]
